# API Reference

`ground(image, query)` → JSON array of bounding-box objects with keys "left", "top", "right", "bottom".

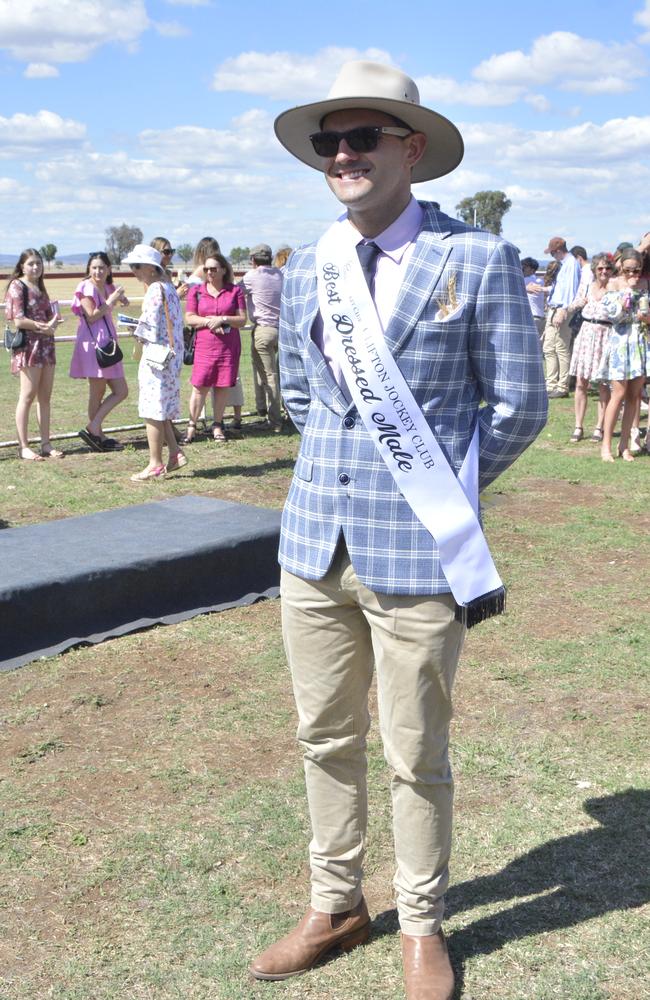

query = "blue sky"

[{"left": 1, "top": 0, "right": 649, "bottom": 260}]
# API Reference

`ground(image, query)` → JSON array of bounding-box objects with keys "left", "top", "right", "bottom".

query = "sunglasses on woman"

[
  {"left": 162, "top": 247, "right": 175, "bottom": 255},
  {"left": 308, "top": 125, "right": 413, "bottom": 157}
]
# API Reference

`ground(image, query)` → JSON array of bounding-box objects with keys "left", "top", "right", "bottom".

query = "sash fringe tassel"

[{"left": 455, "top": 586, "right": 507, "bottom": 629}]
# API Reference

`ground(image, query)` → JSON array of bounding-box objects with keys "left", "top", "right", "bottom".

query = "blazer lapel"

[{"left": 384, "top": 205, "right": 453, "bottom": 353}]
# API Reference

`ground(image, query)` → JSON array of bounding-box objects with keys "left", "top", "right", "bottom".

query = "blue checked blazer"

[{"left": 278, "top": 202, "right": 548, "bottom": 595}]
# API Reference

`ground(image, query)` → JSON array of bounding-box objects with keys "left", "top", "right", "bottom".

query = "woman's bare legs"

[
  {"left": 573, "top": 376, "right": 588, "bottom": 431},
  {"left": 145, "top": 419, "right": 165, "bottom": 468},
  {"left": 36, "top": 364, "right": 57, "bottom": 453},
  {"left": 212, "top": 387, "right": 230, "bottom": 440},
  {"left": 87, "top": 377, "right": 128, "bottom": 437},
  {"left": 601, "top": 380, "right": 626, "bottom": 461},
  {"left": 16, "top": 367, "right": 42, "bottom": 458},
  {"left": 618, "top": 378, "right": 645, "bottom": 461},
  {"left": 595, "top": 382, "right": 610, "bottom": 436}
]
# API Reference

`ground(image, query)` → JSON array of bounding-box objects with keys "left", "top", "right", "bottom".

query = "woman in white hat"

[{"left": 122, "top": 244, "right": 186, "bottom": 480}]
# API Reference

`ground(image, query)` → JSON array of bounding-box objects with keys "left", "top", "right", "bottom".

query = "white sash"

[{"left": 316, "top": 220, "right": 505, "bottom": 627}]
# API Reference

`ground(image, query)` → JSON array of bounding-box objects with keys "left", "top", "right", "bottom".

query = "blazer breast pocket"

[
  {"left": 295, "top": 454, "right": 314, "bottom": 482},
  {"left": 434, "top": 302, "right": 466, "bottom": 324}
]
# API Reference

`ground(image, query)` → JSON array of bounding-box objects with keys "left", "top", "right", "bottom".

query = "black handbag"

[
  {"left": 4, "top": 281, "right": 28, "bottom": 350},
  {"left": 569, "top": 309, "right": 584, "bottom": 335},
  {"left": 82, "top": 306, "right": 124, "bottom": 369},
  {"left": 183, "top": 326, "right": 195, "bottom": 365},
  {"left": 96, "top": 337, "right": 124, "bottom": 368}
]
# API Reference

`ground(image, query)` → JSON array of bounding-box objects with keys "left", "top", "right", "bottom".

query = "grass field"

[{"left": 0, "top": 390, "right": 649, "bottom": 999}]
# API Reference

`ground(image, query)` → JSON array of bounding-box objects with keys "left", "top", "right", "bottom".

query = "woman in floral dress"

[
  {"left": 567, "top": 253, "right": 614, "bottom": 444},
  {"left": 598, "top": 249, "right": 650, "bottom": 462},
  {"left": 4, "top": 248, "right": 65, "bottom": 460},
  {"left": 123, "top": 244, "right": 185, "bottom": 481}
]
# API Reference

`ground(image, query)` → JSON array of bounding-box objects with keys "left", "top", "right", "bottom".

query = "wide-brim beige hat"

[{"left": 274, "top": 60, "right": 464, "bottom": 183}]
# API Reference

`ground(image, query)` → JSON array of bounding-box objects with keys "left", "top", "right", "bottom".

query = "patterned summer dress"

[
  {"left": 4, "top": 280, "right": 56, "bottom": 375},
  {"left": 135, "top": 281, "right": 184, "bottom": 420},
  {"left": 569, "top": 284, "right": 612, "bottom": 381},
  {"left": 597, "top": 289, "right": 650, "bottom": 381}
]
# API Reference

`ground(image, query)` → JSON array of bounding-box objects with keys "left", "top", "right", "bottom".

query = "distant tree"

[
  {"left": 105, "top": 223, "right": 143, "bottom": 265},
  {"left": 455, "top": 190, "right": 512, "bottom": 236},
  {"left": 229, "top": 246, "right": 251, "bottom": 266},
  {"left": 176, "top": 243, "right": 194, "bottom": 264},
  {"left": 40, "top": 243, "right": 57, "bottom": 267},
  {"left": 55, "top": 260, "right": 63, "bottom": 269}
]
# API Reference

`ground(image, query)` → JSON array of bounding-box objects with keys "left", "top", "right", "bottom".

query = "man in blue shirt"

[
  {"left": 542, "top": 236, "right": 582, "bottom": 397},
  {"left": 521, "top": 257, "right": 545, "bottom": 339}
]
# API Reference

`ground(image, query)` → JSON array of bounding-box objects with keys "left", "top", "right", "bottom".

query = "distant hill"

[{"left": 0, "top": 253, "right": 93, "bottom": 267}]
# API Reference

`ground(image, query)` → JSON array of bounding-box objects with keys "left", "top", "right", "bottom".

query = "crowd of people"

[
  {"left": 5, "top": 233, "right": 649, "bottom": 472},
  {"left": 522, "top": 234, "right": 650, "bottom": 461},
  {"left": 3, "top": 238, "right": 292, "bottom": 477}
]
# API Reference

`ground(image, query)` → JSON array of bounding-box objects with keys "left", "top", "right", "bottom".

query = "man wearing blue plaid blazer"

[{"left": 251, "top": 61, "right": 547, "bottom": 999}]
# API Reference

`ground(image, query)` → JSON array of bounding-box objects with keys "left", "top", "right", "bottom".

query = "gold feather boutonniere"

[{"left": 436, "top": 272, "right": 460, "bottom": 320}]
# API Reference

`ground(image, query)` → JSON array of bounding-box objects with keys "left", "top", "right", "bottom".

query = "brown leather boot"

[
  {"left": 250, "top": 898, "right": 370, "bottom": 981},
  {"left": 402, "top": 930, "right": 454, "bottom": 1000}
]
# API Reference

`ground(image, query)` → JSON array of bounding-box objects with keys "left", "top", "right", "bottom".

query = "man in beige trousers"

[{"left": 249, "top": 60, "right": 547, "bottom": 999}]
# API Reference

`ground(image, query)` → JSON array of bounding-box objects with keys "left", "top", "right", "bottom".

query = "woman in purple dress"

[
  {"left": 69, "top": 252, "right": 129, "bottom": 452},
  {"left": 183, "top": 254, "right": 246, "bottom": 443}
]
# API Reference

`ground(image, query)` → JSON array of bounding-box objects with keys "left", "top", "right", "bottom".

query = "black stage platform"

[{"left": 0, "top": 496, "right": 281, "bottom": 672}]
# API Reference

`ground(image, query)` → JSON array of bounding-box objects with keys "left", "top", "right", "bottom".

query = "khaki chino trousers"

[
  {"left": 251, "top": 325, "right": 282, "bottom": 427},
  {"left": 542, "top": 308, "right": 573, "bottom": 393},
  {"left": 281, "top": 541, "right": 466, "bottom": 935}
]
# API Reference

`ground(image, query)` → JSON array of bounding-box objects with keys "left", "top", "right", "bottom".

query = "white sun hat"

[
  {"left": 274, "top": 60, "right": 464, "bottom": 183},
  {"left": 122, "top": 244, "right": 163, "bottom": 270}
]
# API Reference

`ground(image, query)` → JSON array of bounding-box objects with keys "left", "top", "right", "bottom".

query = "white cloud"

[
  {"left": 212, "top": 46, "right": 393, "bottom": 100},
  {"left": 0, "top": 0, "right": 149, "bottom": 64},
  {"left": 473, "top": 31, "right": 646, "bottom": 95},
  {"left": 416, "top": 75, "right": 523, "bottom": 107},
  {"left": 0, "top": 111, "right": 86, "bottom": 157},
  {"left": 634, "top": 0, "right": 650, "bottom": 43},
  {"left": 24, "top": 62, "right": 59, "bottom": 79},
  {"left": 524, "top": 93, "right": 551, "bottom": 113},
  {"left": 503, "top": 116, "right": 650, "bottom": 165},
  {"left": 139, "top": 110, "right": 280, "bottom": 167},
  {"left": 0, "top": 177, "right": 29, "bottom": 198}
]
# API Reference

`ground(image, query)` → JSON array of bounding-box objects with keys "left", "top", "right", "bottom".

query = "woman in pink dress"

[
  {"left": 4, "top": 248, "right": 65, "bottom": 460},
  {"left": 70, "top": 252, "right": 129, "bottom": 452},
  {"left": 183, "top": 254, "right": 246, "bottom": 443}
]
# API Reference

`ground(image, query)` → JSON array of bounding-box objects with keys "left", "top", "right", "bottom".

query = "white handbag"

[{"left": 143, "top": 290, "right": 175, "bottom": 370}]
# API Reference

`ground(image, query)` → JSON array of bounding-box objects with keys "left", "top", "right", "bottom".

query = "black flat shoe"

[{"left": 79, "top": 428, "right": 107, "bottom": 452}]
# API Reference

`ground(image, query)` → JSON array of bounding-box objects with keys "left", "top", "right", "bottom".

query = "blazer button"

[
  {"left": 343, "top": 416, "right": 355, "bottom": 429},
  {"left": 338, "top": 473, "right": 350, "bottom": 485}
]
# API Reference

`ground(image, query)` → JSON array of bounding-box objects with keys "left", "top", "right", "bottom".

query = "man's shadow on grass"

[{"left": 374, "top": 789, "right": 649, "bottom": 997}]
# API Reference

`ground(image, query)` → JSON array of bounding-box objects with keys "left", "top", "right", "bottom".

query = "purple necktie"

[{"left": 356, "top": 241, "right": 382, "bottom": 297}]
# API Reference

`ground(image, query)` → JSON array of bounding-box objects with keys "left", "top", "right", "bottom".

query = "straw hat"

[
  {"left": 274, "top": 60, "right": 464, "bottom": 183},
  {"left": 122, "top": 244, "right": 163, "bottom": 270}
]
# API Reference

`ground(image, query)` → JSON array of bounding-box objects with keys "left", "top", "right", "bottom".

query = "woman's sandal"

[
  {"left": 181, "top": 421, "right": 197, "bottom": 445},
  {"left": 18, "top": 447, "right": 44, "bottom": 461},
  {"left": 212, "top": 421, "right": 227, "bottom": 443},
  {"left": 40, "top": 446, "right": 64, "bottom": 459},
  {"left": 130, "top": 465, "right": 166, "bottom": 482},
  {"left": 590, "top": 427, "right": 603, "bottom": 443},
  {"left": 165, "top": 451, "right": 188, "bottom": 473},
  {"left": 569, "top": 427, "right": 584, "bottom": 443}
]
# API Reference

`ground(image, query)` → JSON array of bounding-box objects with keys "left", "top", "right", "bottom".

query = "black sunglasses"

[
  {"left": 162, "top": 247, "right": 175, "bottom": 255},
  {"left": 309, "top": 125, "right": 412, "bottom": 157}
]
